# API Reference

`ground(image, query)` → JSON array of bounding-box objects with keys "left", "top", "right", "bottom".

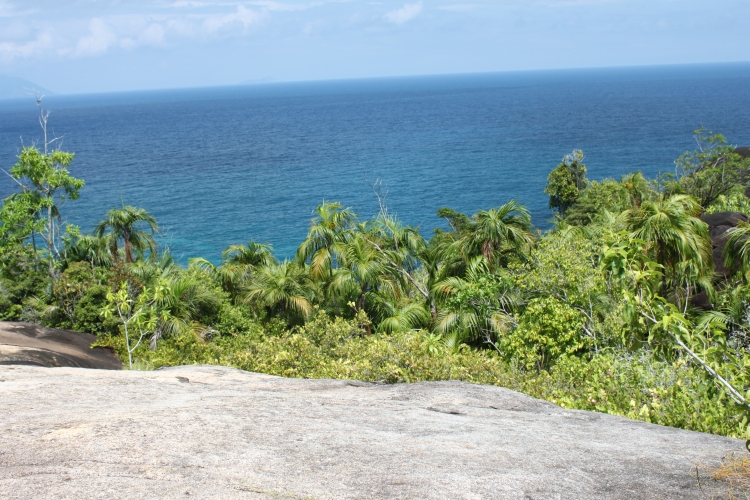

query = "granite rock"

[{"left": 0, "top": 364, "right": 743, "bottom": 499}]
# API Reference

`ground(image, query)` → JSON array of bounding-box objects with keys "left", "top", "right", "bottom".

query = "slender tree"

[
  {"left": 224, "top": 240, "right": 275, "bottom": 267},
  {"left": 369, "top": 292, "right": 429, "bottom": 334},
  {"left": 329, "top": 234, "right": 399, "bottom": 320},
  {"left": 244, "top": 261, "right": 317, "bottom": 323},
  {"left": 432, "top": 257, "right": 520, "bottom": 346},
  {"left": 64, "top": 234, "right": 113, "bottom": 272},
  {"left": 192, "top": 240, "right": 277, "bottom": 301},
  {"left": 296, "top": 202, "right": 356, "bottom": 280},
  {"left": 95, "top": 206, "right": 159, "bottom": 263},
  {"left": 545, "top": 150, "right": 588, "bottom": 215},
  {"left": 458, "top": 200, "right": 535, "bottom": 268}
]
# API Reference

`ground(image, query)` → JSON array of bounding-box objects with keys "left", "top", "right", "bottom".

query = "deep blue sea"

[{"left": 1, "top": 63, "right": 749, "bottom": 263}]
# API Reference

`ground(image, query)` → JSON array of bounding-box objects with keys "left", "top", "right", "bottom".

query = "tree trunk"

[{"left": 125, "top": 238, "right": 133, "bottom": 263}]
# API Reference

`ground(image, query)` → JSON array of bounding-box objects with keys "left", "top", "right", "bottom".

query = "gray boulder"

[
  {"left": 0, "top": 322, "right": 122, "bottom": 369},
  {"left": 0, "top": 365, "right": 743, "bottom": 499},
  {"left": 700, "top": 211, "right": 748, "bottom": 279},
  {"left": 690, "top": 211, "right": 748, "bottom": 309}
]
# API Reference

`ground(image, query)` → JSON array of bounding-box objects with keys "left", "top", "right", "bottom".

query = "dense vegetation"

[{"left": 2, "top": 106, "right": 750, "bottom": 440}]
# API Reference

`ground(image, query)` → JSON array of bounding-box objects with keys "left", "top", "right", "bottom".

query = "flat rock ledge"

[
  {"left": 0, "top": 322, "right": 122, "bottom": 369},
  {"left": 0, "top": 365, "right": 743, "bottom": 499}
]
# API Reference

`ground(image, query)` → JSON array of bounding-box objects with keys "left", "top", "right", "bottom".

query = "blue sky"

[{"left": 1, "top": 0, "right": 748, "bottom": 94}]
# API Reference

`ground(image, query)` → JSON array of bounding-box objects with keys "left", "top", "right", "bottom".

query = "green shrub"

[
  {"left": 705, "top": 188, "right": 750, "bottom": 215},
  {"left": 502, "top": 297, "right": 589, "bottom": 370},
  {"left": 521, "top": 352, "right": 746, "bottom": 437},
  {"left": 73, "top": 284, "right": 120, "bottom": 335},
  {"left": 0, "top": 247, "right": 47, "bottom": 320},
  {"left": 215, "top": 302, "right": 261, "bottom": 337}
]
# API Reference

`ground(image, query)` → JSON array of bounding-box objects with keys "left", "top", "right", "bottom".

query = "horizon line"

[{"left": 3, "top": 59, "right": 750, "bottom": 101}]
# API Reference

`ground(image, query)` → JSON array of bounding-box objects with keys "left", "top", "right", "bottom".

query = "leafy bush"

[
  {"left": 523, "top": 352, "right": 747, "bottom": 437},
  {"left": 73, "top": 284, "right": 120, "bottom": 335},
  {"left": 705, "top": 188, "right": 750, "bottom": 215},
  {"left": 502, "top": 297, "right": 589, "bottom": 370},
  {"left": 0, "top": 247, "right": 47, "bottom": 320}
]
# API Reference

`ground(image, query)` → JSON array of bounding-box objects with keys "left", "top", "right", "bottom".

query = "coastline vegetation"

[{"left": 2, "top": 106, "right": 750, "bottom": 440}]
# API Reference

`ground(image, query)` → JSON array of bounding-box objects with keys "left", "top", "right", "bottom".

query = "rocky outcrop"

[
  {"left": 0, "top": 365, "right": 743, "bottom": 499},
  {"left": 701, "top": 211, "right": 748, "bottom": 279},
  {"left": 690, "top": 211, "right": 748, "bottom": 309},
  {"left": 0, "top": 322, "right": 122, "bottom": 369}
]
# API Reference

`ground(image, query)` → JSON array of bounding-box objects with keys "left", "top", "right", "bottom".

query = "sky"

[{"left": 0, "top": 0, "right": 748, "bottom": 94}]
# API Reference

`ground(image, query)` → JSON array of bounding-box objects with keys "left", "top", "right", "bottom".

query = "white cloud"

[
  {"left": 0, "top": 1, "right": 14, "bottom": 17},
  {"left": 0, "top": 0, "right": 345, "bottom": 62},
  {"left": 384, "top": 1, "right": 422, "bottom": 24},
  {"left": 169, "top": 0, "right": 315, "bottom": 12},
  {"left": 251, "top": 1, "right": 308, "bottom": 12},
  {"left": 439, "top": 3, "right": 478, "bottom": 12},
  {"left": 75, "top": 18, "right": 118, "bottom": 57},
  {"left": 535, "top": 0, "right": 624, "bottom": 5},
  {"left": 202, "top": 5, "right": 262, "bottom": 32},
  {"left": 0, "top": 1, "right": 38, "bottom": 18},
  {"left": 121, "top": 23, "right": 166, "bottom": 50},
  {"left": 0, "top": 33, "right": 55, "bottom": 61}
]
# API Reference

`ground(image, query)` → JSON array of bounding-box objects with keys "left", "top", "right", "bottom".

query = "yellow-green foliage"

[
  {"left": 706, "top": 188, "right": 750, "bottom": 215},
  {"left": 529, "top": 353, "right": 747, "bottom": 437},
  {"left": 96, "top": 309, "right": 746, "bottom": 438},
  {"left": 502, "top": 297, "right": 588, "bottom": 370},
  {"left": 102, "top": 310, "right": 513, "bottom": 385}
]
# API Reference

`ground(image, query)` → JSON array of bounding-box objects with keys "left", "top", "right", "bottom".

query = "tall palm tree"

[
  {"left": 95, "top": 206, "right": 159, "bottom": 263},
  {"left": 128, "top": 251, "right": 179, "bottom": 285},
  {"left": 243, "top": 261, "right": 317, "bottom": 323},
  {"left": 458, "top": 200, "right": 535, "bottom": 268},
  {"left": 622, "top": 194, "right": 712, "bottom": 295},
  {"left": 296, "top": 202, "right": 356, "bottom": 280},
  {"left": 329, "top": 234, "right": 399, "bottom": 316},
  {"left": 621, "top": 171, "right": 650, "bottom": 208}
]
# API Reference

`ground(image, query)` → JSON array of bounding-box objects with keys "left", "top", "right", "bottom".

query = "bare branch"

[{"left": 364, "top": 173, "right": 389, "bottom": 218}]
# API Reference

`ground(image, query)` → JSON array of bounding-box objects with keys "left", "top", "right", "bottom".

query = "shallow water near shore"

[{"left": 1, "top": 62, "right": 749, "bottom": 262}]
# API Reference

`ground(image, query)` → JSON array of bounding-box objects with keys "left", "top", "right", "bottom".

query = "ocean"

[{"left": 1, "top": 63, "right": 749, "bottom": 263}]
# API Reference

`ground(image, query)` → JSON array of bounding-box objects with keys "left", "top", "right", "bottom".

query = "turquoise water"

[{"left": 1, "top": 63, "right": 749, "bottom": 262}]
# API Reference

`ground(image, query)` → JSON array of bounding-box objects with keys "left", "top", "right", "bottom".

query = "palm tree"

[
  {"left": 621, "top": 171, "right": 650, "bottom": 208},
  {"left": 95, "top": 206, "right": 159, "bottom": 263},
  {"left": 724, "top": 222, "right": 750, "bottom": 282},
  {"left": 369, "top": 292, "right": 429, "bottom": 334},
  {"left": 147, "top": 273, "right": 221, "bottom": 349},
  {"left": 64, "top": 234, "right": 112, "bottom": 271},
  {"left": 329, "top": 234, "right": 399, "bottom": 317},
  {"left": 622, "top": 194, "right": 712, "bottom": 295},
  {"left": 224, "top": 240, "right": 276, "bottom": 267},
  {"left": 128, "top": 251, "right": 179, "bottom": 285},
  {"left": 243, "top": 261, "right": 317, "bottom": 323},
  {"left": 296, "top": 202, "right": 356, "bottom": 280},
  {"left": 192, "top": 240, "right": 277, "bottom": 301},
  {"left": 458, "top": 200, "right": 535, "bottom": 268},
  {"left": 432, "top": 257, "right": 520, "bottom": 345}
]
